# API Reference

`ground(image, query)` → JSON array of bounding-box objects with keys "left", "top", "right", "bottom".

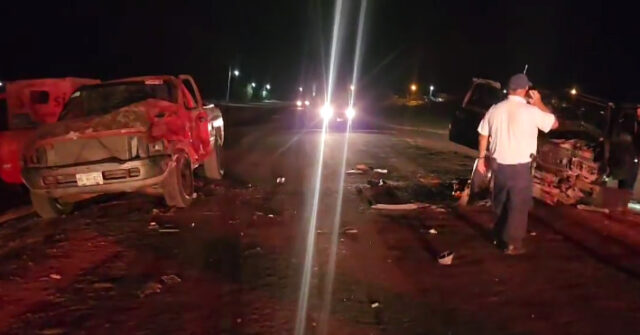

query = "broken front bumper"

[{"left": 22, "top": 156, "right": 172, "bottom": 198}]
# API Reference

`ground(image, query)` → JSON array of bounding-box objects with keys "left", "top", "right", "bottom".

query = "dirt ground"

[{"left": 1, "top": 106, "right": 640, "bottom": 334}]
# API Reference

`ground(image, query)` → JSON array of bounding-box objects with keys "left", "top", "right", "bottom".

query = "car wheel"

[
  {"left": 203, "top": 128, "right": 224, "bottom": 180},
  {"left": 30, "top": 191, "right": 74, "bottom": 219},
  {"left": 163, "top": 152, "right": 195, "bottom": 208}
]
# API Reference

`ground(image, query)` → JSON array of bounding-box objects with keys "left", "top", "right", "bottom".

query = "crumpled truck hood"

[
  {"left": 32, "top": 99, "right": 176, "bottom": 142},
  {"left": 25, "top": 99, "right": 177, "bottom": 167}
]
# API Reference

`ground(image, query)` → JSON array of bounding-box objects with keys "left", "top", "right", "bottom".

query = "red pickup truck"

[
  {"left": 21, "top": 75, "right": 224, "bottom": 218},
  {"left": 0, "top": 78, "right": 99, "bottom": 184}
]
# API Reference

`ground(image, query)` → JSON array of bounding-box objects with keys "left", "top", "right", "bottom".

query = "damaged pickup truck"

[
  {"left": 22, "top": 75, "right": 224, "bottom": 218},
  {"left": 450, "top": 78, "right": 628, "bottom": 207}
]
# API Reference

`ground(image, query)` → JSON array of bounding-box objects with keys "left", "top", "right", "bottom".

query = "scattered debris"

[
  {"left": 418, "top": 175, "right": 442, "bottom": 187},
  {"left": 346, "top": 169, "right": 364, "bottom": 175},
  {"left": 428, "top": 228, "right": 438, "bottom": 235},
  {"left": 367, "top": 179, "right": 387, "bottom": 187},
  {"left": 356, "top": 164, "right": 370, "bottom": 171},
  {"left": 371, "top": 203, "right": 427, "bottom": 211},
  {"left": 49, "top": 274, "right": 62, "bottom": 280},
  {"left": 161, "top": 275, "right": 182, "bottom": 285},
  {"left": 268, "top": 214, "right": 275, "bottom": 218},
  {"left": 148, "top": 222, "right": 158, "bottom": 230},
  {"left": 0, "top": 206, "right": 34, "bottom": 225},
  {"left": 373, "top": 169, "right": 388, "bottom": 174},
  {"left": 577, "top": 204, "right": 610, "bottom": 214},
  {"left": 342, "top": 227, "right": 358, "bottom": 234},
  {"left": 276, "top": 177, "right": 286, "bottom": 184},
  {"left": 93, "top": 282, "right": 115, "bottom": 289},
  {"left": 438, "top": 251, "right": 455, "bottom": 265},
  {"left": 39, "top": 328, "right": 66, "bottom": 335},
  {"left": 244, "top": 247, "right": 263, "bottom": 256},
  {"left": 371, "top": 302, "right": 381, "bottom": 308},
  {"left": 158, "top": 228, "right": 180, "bottom": 233},
  {"left": 138, "top": 282, "right": 163, "bottom": 298}
]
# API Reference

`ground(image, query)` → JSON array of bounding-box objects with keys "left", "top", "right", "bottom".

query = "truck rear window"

[{"left": 60, "top": 81, "right": 177, "bottom": 120}]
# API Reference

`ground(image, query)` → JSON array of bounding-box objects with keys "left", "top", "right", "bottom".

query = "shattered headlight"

[{"left": 148, "top": 140, "right": 165, "bottom": 155}]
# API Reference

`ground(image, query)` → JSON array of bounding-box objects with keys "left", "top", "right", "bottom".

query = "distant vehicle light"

[
  {"left": 296, "top": 100, "right": 303, "bottom": 107},
  {"left": 570, "top": 88, "right": 578, "bottom": 95},
  {"left": 346, "top": 106, "right": 356, "bottom": 119},
  {"left": 304, "top": 100, "right": 310, "bottom": 106},
  {"left": 320, "top": 104, "right": 334, "bottom": 119}
]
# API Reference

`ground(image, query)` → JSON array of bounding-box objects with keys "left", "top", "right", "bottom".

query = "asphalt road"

[{"left": 1, "top": 104, "right": 640, "bottom": 334}]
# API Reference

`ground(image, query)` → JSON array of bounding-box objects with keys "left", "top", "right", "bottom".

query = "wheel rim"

[{"left": 179, "top": 157, "right": 194, "bottom": 198}]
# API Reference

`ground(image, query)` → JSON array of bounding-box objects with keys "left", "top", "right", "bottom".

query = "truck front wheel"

[
  {"left": 30, "top": 192, "right": 74, "bottom": 219},
  {"left": 163, "top": 152, "right": 195, "bottom": 208}
]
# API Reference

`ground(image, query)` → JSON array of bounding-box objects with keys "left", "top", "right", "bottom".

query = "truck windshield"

[{"left": 60, "top": 81, "right": 177, "bottom": 120}]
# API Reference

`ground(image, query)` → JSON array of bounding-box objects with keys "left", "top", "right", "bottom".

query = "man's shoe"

[{"left": 504, "top": 244, "right": 526, "bottom": 255}]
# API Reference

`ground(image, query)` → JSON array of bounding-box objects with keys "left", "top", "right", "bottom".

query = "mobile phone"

[{"left": 526, "top": 86, "right": 536, "bottom": 99}]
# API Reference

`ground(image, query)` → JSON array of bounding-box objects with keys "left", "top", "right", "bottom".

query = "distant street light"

[
  {"left": 429, "top": 85, "right": 435, "bottom": 100},
  {"left": 226, "top": 66, "right": 240, "bottom": 102},
  {"left": 299, "top": 86, "right": 303, "bottom": 92},
  {"left": 251, "top": 82, "right": 256, "bottom": 88},
  {"left": 350, "top": 85, "right": 355, "bottom": 91},
  {"left": 410, "top": 84, "right": 417, "bottom": 92},
  {"left": 0, "top": 81, "right": 3, "bottom": 87},
  {"left": 570, "top": 88, "right": 578, "bottom": 95},
  {"left": 266, "top": 83, "right": 271, "bottom": 90}
]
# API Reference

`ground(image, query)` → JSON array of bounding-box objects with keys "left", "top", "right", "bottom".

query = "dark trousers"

[{"left": 492, "top": 162, "right": 533, "bottom": 247}]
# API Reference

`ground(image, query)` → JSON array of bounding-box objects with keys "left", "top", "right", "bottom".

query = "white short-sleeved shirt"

[{"left": 477, "top": 95, "right": 556, "bottom": 165}]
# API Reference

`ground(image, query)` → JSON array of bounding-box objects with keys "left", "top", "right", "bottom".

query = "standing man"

[{"left": 476, "top": 74, "right": 558, "bottom": 255}]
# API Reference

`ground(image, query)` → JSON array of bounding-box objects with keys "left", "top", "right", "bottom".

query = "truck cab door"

[{"left": 449, "top": 78, "right": 503, "bottom": 150}]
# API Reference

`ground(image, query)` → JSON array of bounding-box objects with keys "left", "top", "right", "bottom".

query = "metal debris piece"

[
  {"left": 93, "top": 282, "right": 115, "bottom": 289},
  {"left": 138, "top": 282, "right": 162, "bottom": 298},
  {"left": 577, "top": 204, "right": 610, "bottom": 214},
  {"left": 371, "top": 302, "right": 381, "bottom": 308},
  {"left": 428, "top": 228, "right": 438, "bottom": 235},
  {"left": 148, "top": 222, "right": 158, "bottom": 230},
  {"left": 276, "top": 177, "right": 286, "bottom": 184},
  {"left": 342, "top": 227, "right": 358, "bottom": 234},
  {"left": 161, "top": 275, "right": 182, "bottom": 285},
  {"left": 371, "top": 203, "right": 427, "bottom": 211},
  {"left": 346, "top": 169, "right": 364, "bottom": 175},
  {"left": 49, "top": 274, "right": 62, "bottom": 280},
  {"left": 356, "top": 164, "right": 370, "bottom": 171},
  {"left": 438, "top": 251, "right": 454, "bottom": 265},
  {"left": 158, "top": 228, "right": 180, "bottom": 233},
  {"left": 373, "top": 169, "right": 388, "bottom": 174}
]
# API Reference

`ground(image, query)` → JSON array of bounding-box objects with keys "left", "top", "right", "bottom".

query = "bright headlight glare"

[
  {"left": 346, "top": 107, "right": 356, "bottom": 119},
  {"left": 304, "top": 100, "right": 310, "bottom": 106},
  {"left": 296, "top": 100, "right": 302, "bottom": 107},
  {"left": 320, "top": 104, "right": 334, "bottom": 119}
]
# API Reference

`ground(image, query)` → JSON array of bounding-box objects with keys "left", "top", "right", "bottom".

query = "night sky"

[{"left": 1, "top": 1, "right": 639, "bottom": 101}]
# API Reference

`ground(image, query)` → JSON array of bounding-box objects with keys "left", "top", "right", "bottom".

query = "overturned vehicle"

[
  {"left": 450, "top": 78, "right": 632, "bottom": 207},
  {"left": 22, "top": 75, "right": 224, "bottom": 218}
]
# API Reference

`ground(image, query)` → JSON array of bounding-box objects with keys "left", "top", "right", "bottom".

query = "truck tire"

[
  {"left": 30, "top": 191, "right": 73, "bottom": 219},
  {"left": 203, "top": 130, "right": 223, "bottom": 180},
  {"left": 163, "top": 153, "right": 195, "bottom": 208}
]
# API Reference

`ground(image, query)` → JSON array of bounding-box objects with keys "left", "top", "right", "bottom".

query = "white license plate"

[{"left": 76, "top": 172, "right": 104, "bottom": 186}]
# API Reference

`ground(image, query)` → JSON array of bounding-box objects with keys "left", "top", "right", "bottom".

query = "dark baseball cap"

[{"left": 507, "top": 73, "right": 532, "bottom": 90}]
